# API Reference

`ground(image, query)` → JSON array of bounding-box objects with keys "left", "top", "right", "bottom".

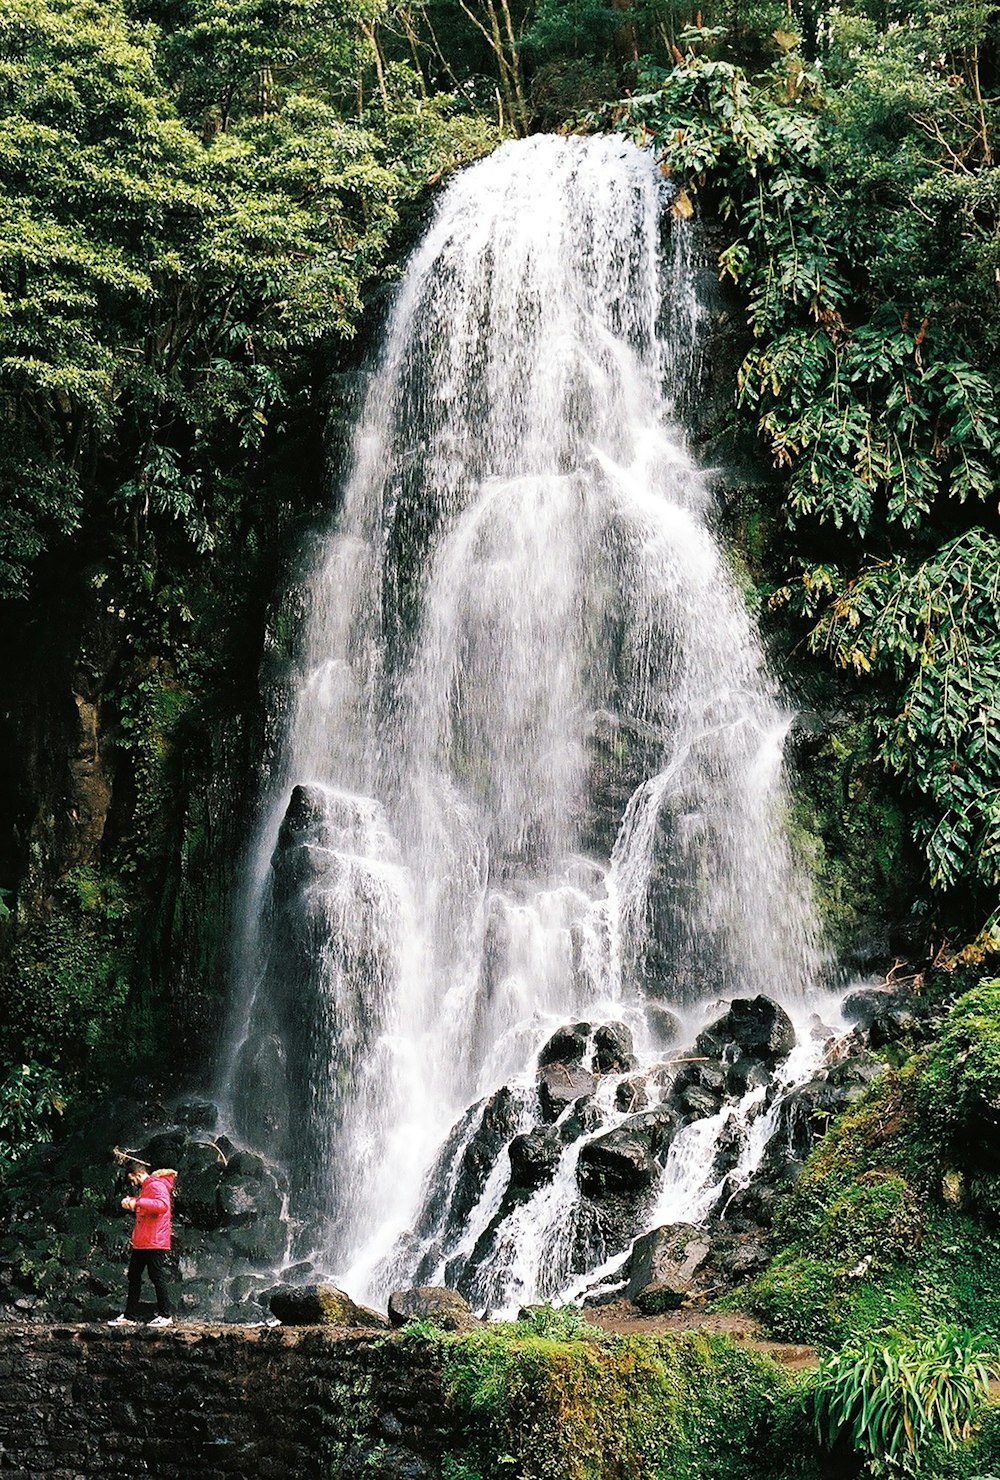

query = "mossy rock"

[{"left": 269, "top": 1281, "right": 387, "bottom": 1328}]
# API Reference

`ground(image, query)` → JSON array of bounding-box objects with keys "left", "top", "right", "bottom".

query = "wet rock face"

[
  {"left": 387, "top": 1285, "right": 477, "bottom": 1331},
  {"left": 697, "top": 995, "right": 796, "bottom": 1065},
  {"left": 537, "top": 1063, "right": 598, "bottom": 1122},
  {"left": 509, "top": 1130, "right": 563, "bottom": 1191},
  {"left": 576, "top": 1108, "right": 677, "bottom": 1196},
  {"left": 415, "top": 1088, "right": 522, "bottom": 1244},
  {"left": 666, "top": 1060, "right": 727, "bottom": 1123},
  {"left": 623, "top": 1222, "right": 712, "bottom": 1313},
  {"left": 538, "top": 1022, "right": 591, "bottom": 1068},
  {"left": 593, "top": 1022, "right": 637, "bottom": 1075},
  {"left": 842, "top": 985, "right": 928, "bottom": 1048}
]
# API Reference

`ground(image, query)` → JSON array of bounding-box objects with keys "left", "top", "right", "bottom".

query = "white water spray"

[{"left": 224, "top": 134, "right": 826, "bottom": 1309}]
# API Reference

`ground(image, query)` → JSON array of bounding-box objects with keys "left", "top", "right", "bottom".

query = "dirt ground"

[{"left": 583, "top": 1300, "right": 819, "bottom": 1370}]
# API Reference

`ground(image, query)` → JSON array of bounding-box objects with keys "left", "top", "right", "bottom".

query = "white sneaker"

[
  {"left": 147, "top": 1315, "right": 174, "bottom": 1328},
  {"left": 107, "top": 1315, "right": 139, "bottom": 1327}
]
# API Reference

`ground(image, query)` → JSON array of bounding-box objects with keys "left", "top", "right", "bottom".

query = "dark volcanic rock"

[
  {"left": 172, "top": 1140, "right": 227, "bottom": 1229},
  {"left": 842, "top": 986, "right": 926, "bottom": 1048},
  {"left": 538, "top": 1063, "right": 597, "bottom": 1122},
  {"left": 667, "top": 1061, "right": 726, "bottom": 1123},
  {"left": 387, "top": 1285, "right": 476, "bottom": 1331},
  {"left": 576, "top": 1108, "right": 677, "bottom": 1196},
  {"left": 697, "top": 996, "right": 796, "bottom": 1064},
  {"left": 414, "top": 1087, "right": 522, "bottom": 1245},
  {"left": 774, "top": 1054, "right": 884, "bottom": 1159},
  {"left": 269, "top": 1282, "right": 386, "bottom": 1328},
  {"left": 538, "top": 1023, "right": 592, "bottom": 1068},
  {"left": 624, "top": 1223, "right": 712, "bottom": 1312},
  {"left": 615, "top": 1077, "right": 650, "bottom": 1113},
  {"left": 593, "top": 1022, "right": 636, "bottom": 1074},
  {"left": 509, "top": 1130, "right": 563, "bottom": 1191},
  {"left": 646, "top": 1006, "right": 683, "bottom": 1048}
]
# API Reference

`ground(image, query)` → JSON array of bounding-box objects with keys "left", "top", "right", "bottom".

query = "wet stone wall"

[{"left": 0, "top": 1325, "right": 446, "bottom": 1478}]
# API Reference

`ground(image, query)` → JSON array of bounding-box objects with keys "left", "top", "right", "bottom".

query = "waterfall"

[{"left": 223, "top": 134, "right": 826, "bottom": 1312}]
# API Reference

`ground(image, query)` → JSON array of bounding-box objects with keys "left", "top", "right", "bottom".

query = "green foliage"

[
  {"left": 0, "top": 867, "right": 132, "bottom": 1080},
  {"left": 747, "top": 992, "right": 1000, "bottom": 1347},
  {"left": 917, "top": 980, "right": 1000, "bottom": 1170},
  {"left": 813, "top": 1328, "right": 995, "bottom": 1475},
  {"left": 806, "top": 532, "right": 1000, "bottom": 892},
  {"left": 593, "top": 12, "right": 1000, "bottom": 920},
  {"left": 0, "top": 1061, "right": 66, "bottom": 1182},
  {"left": 435, "top": 1322, "right": 817, "bottom": 1480},
  {"left": 0, "top": 0, "right": 484, "bottom": 604}
]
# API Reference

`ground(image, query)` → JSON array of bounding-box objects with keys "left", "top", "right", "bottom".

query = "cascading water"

[{"left": 223, "top": 133, "right": 829, "bottom": 1315}]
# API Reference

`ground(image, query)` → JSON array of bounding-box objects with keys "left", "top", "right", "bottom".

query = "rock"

[
  {"left": 174, "top": 1100, "right": 219, "bottom": 1132},
  {"left": 413, "top": 1087, "right": 522, "bottom": 1255},
  {"left": 774, "top": 1055, "right": 883, "bottom": 1159},
  {"left": 558, "top": 1098, "right": 603, "bottom": 1144},
  {"left": 625, "top": 1223, "right": 712, "bottom": 1312},
  {"left": 172, "top": 1140, "right": 227, "bottom": 1229},
  {"left": 842, "top": 986, "right": 925, "bottom": 1048},
  {"left": 615, "top": 1077, "right": 650, "bottom": 1113},
  {"left": 724, "top": 1055, "right": 771, "bottom": 1098},
  {"left": 269, "top": 1282, "right": 386, "bottom": 1328},
  {"left": 710, "top": 1119, "right": 747, "bottom": 1180},
  {"left": 538, "top": 1023, "right": 591, "bottom": 1069},
  {"left": 341, "top": 1443, "right": 438, "bottom": 1479},
  {"left": 667, "top": 1061, "right": 726, "bottom": 1123},
  {"left": 713, "top": 1233, "right": 771, "bottom": 1282},
  {"left": 537, "top": 1063, "right": 597, "bottom": 1122},
  {"left": 646, "top": 1006, "right": 683, "bottom": 1048},
  {"left": 387, "top": 1285, "right": 476, "bottom": 1331},
  {"left": 593, "top": 1022, "right": 636, "bottom": 1075},
  {"left": 509, "top": 1130, "right": 562, "bottom": 1191},
  {"left": 217, "top": 1152, "right": 283, "bottom": 1226},
  {"left": 698, "top": 996, "right": 796, "bottom": 1064},
  {"left": 576, "top": 1108, "right": 676, "bottom": 1196}
]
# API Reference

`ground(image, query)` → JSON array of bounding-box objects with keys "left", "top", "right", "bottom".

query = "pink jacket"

[{"left": 131, "top": 1171, "right": 175, "bottom": 1250}]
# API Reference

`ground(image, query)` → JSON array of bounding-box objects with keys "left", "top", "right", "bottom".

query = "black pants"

[{"left": 125, "top": 1249, "right": 171, "bottom": 1317}]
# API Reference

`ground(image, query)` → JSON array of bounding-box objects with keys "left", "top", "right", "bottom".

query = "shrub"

[{"left": 813, "top": 1328, "right": 996, "bottom": 1475}]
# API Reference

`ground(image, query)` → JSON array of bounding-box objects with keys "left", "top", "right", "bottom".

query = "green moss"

[
  {"left": 430, "top": 1322, "right": 819, "bottom": 1480},
  {"left": 788, "top": 713, "right": 919, "bottom": 949},
  {"left": 918, "top": 980, "right": 1000, "bottom": 1171},
  {"left": 747, "top": 985, "right": 1000, "bottom": 1349},
  {"left": 1, "top": 867, "right": 133, "bottom": 1080}
]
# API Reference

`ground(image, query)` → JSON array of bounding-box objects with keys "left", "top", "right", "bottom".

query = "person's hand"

[{"left": 121, "top": 1196, "right": 136, "bottom": 1211}]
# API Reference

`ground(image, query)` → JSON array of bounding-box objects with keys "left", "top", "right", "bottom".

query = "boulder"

[
  {"left": 537, "top": 1063, "right": 597, "bottom": 1122},
  {"left": 269, "top": 1282, "right": 386, "bottom": 1328},
  {"left": 387, "top": 1285, "right": 476, "bottom": 1331},
  {"left": 559, "top": 1098, "right": 603, "bottom": 1144},
  {"left": 625, "top": 1223, "right": 711, "bottom": 1312},
  {"left": 414, "top": 1087, "right": 521, "bottom": 1244},
  {"left": 774, "top": 1055, "right": 883, "bottom": 1159},
  {"left": 697, "top": 996, "right": 795, "bottom": 1065},
  {"left": 842, "top": 986, "right": 925, "bottom": 1048},
  {"left": 576, "top": 1108, "right": 676, "bottom": 1196},
  {"left": 173, "top": 1139, "right": 227, "bottom": 1229},
  {"left": 217, "top": 1153, "right": 283, "bottom": 1226},
  {"left": 509, "top": 1130, "right": 563, "bottom": 1191},
  {"left": 593, "top": 1022, "right": 636, "bottom": 1075},
  {"left": 667, "top": 1061, "right": 726, "bottom": 1123},
  {"left": 615, "top": 1077, "right": 650, "bottom": 1113},
  {"left": 646, "top": 1006, "right": 683, "bottom": 1048},
  {"left": 538, "top": 1023, "right": 591, "bottom": 1069}
]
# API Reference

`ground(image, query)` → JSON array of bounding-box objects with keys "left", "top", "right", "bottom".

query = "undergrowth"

[
  {"left": 748, "top": 981, "right": 1000, "bottom": 1351},
  {"left": 405, "top": 1312, "right": 819, "bottom": 1480}
]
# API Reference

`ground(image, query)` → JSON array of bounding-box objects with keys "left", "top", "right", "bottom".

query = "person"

[{"left": 106, "top": 1148, "right": 177, "bottom": 1328}]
